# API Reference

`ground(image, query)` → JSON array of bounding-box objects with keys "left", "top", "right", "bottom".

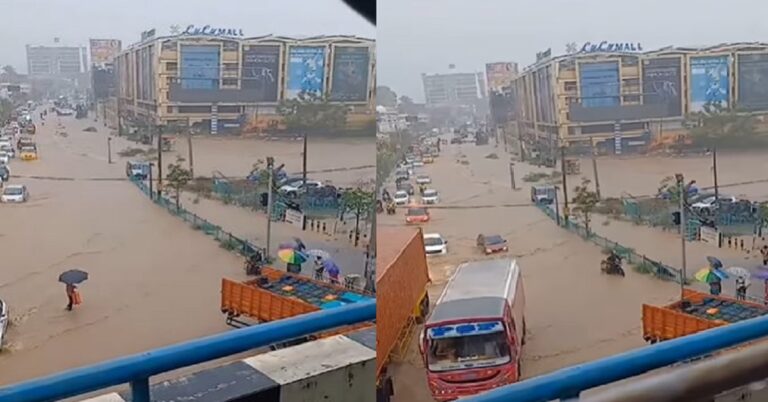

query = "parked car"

[
  {"left": 0, "top": 164, "right": 9, "bottom": 182},
  {"left": 415, "top": 175, "right": 432, "bottom": 185},
  {"left": 405, "top": 206, "right": 430, "bottom": 224},
  {"left": 19, "top": 146, "right": 37, "bottom": 161},
  {"left": 0, "top": 152, "right": 9, "bottom": 165},
  {"left": 423, "top": 233, "right": 448, "bottom": 255},
  {"left": 280, "top": 180, "right": 323, "bottom": 198},
  {"left": 692, "top": 195, "right": 737, "bottom": 215},
  {"left": 477, "top": 234, "right": 508, "bottom": 255},
  {"left": 412, "top": 160, "right": 425, "bottom": 168},
  {"left": 393, "top": 190, "right": 410, "bottom": 205},
  {"left": 1, "top": 184, "right": 28, "bottom": 203},
  {"left": 421, "top": 189, "right": 439, "bottom": 204},
  {"left": 531, "top": 185, "right": 556, "bottom": 204},
  {"left": 0, "top": 144, "right": 14, "bottom": 159}
]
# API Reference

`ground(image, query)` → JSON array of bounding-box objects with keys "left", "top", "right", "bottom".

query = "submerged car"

[
  {"left": 415, "top": 175, "right": 432, "bottom": 185},
  {"left": 421, "top": 189, "right": 439, "bottom": 204},
  {"left": 397, "top": 181, "right": 415, "bottom": 196},
  {"left": 19, "top": 146, "right": 37, "bottom": 161},
  {"left": 477, "top": 234, "right": 508, "bottom": 255},
  {"left": 423, "top": 233, "right": 448, "bottom": 255},
  {"left": 393, "top": 190, "right": 410, "bottom": 205},
  {"left": 1, "top": 184, "right": 28, "bottom": 203},
  {"left": 0, "top": 152, "right": 9, "bottom": 164},
  {"left": 405, "top": 206, "right": 430, "bottom": 224}
]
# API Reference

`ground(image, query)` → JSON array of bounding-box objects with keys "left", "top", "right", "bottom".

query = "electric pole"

[
  {"left": 509, "top": 162, "right": 517, "bottom": 190},
  {"left": 676, "top": 173, "right": 688, "bottom": 299},
  {"left": 560, "top": 145, "right": 570, "bottom": 223},
  {"left": 156, "top": 125, "right": 163, "bottom": 198},
  {"left": 266, "top": 156, "right": 275, "bottom": 260},
  {"left": 302, "top": 133, "right": 308, "bottom": 187},
  {"left": 712, "top": 146, "right": 719, "bottom": 203},
  {"left": 107, "top": 137, "right": 112, "bottom": 164},
  {"left": 187, "top": 118, "right": 194, "bottom": 178},
  {"left": 590, "top": 137, "right": 601, "bottom": 199}
]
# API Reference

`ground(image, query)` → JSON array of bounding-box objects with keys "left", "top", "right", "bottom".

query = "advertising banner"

[
  {"left": 241, "top": 45, "right": 280, "bottom": 102},
  {"left": 737, "top": 53, "right": 768, "bottom": 111},
  {"left": 286, "top": 46, "right": 326, "bottom": 99},
  {"left": 485, "top": 62, "right": 518, "bottom": 93},
  {"left": 689, "top": 56, "right": 729, "bottom": 112},
  {"left": 537, "top": 65, "right": 555, "bottom": 123},
  {"left": 329, "top": 46, "right": 370, "bottom": 102},
  {"left": 89, "top": 39, "right": 121, "bottom": 68},
  {"left": 579, "top": 62, "right": 620, "bottom": 107},
  {"left": 180, "top": 45, "right": 220, "bottom": 90},
  {"left": 642, "top": 57, "right": 682, "bottom": 117}
]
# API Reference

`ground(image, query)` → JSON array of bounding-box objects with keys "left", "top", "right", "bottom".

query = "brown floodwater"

[{"left": 0, "top": 113, "right": 373, "bottom": 385}]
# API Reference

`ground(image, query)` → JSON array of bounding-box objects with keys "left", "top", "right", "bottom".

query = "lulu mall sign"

[
  {"left": 171, "top": 24, "right": 244, "bottom": 38},
  {"left": 580, "top": 41, "right": 643, "bottom": 53}
]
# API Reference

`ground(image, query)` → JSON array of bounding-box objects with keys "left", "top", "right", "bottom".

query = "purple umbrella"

[
  {"left": 323, "top": 259, "right": 340, "bottom": 279},
  {"left": 753, "top": 266, "right": 768, "bottom": 280}
]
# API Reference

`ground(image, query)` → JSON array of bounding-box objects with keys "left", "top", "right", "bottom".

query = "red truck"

[{"left": 419, "top": 258, "right": 525, "bottom": 401}]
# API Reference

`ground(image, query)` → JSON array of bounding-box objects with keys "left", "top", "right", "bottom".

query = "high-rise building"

[
  {"left": 421, "top": 72, "right": 480, "bottom": 107},
  {"left": 25, "top": 45, "right": 84, "bottom": 78}
]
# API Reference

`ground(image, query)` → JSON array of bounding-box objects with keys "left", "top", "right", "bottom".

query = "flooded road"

[
  {"left": 379, "top": 139, "right": 679, "bottom": 401},
  {"left": 0, "top": 112, "right": 372, "bottom": 385}
]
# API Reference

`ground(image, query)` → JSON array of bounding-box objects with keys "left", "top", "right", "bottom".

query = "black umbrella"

[{"left": 59, "top": 269, "right": 88, "bottom": 285}]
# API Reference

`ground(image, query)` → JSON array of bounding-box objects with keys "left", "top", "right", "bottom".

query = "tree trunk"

[
  {"left": 175, "top": 188, "right": 181, "bottom": 211},
  {"left": 354, "top": 206, "right": 361, "bottom": 247}
]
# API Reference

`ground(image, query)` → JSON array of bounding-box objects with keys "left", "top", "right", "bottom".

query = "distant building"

[
  {"left": 25, "top": 45, "right": 84, "bottom": 78},
  {"left": 114, "top": 31, "right": 375, "bottom": 133},
  {"left": 421, "top": 72, "right": 480, "bottom": 107}
]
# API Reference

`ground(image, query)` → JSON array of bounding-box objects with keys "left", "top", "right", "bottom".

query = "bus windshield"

[{"left": 427, "top": 329, "right": 511, "bottom": 372}]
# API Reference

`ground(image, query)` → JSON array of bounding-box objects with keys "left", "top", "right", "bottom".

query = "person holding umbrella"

[{"left": 59, "top": 269, "right": 88, "bottom": 311}]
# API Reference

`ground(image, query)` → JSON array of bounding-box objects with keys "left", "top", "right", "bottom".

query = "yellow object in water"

[
  {"left": 323, "top": 294, "right": 338, "bottom": 301},
  {"left": 282, "top": 286, "right": 294, "bottom": 292},
  {"left": 707, "top": 308, "right": 719, "bottom": 315}
]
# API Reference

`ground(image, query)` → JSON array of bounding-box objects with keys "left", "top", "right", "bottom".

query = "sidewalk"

[
  {"left": 588, "top": 213, "right": 766, "bottom": 300},
  {"left": 179, "top": 193, "right": 368, "bottom": 278}
]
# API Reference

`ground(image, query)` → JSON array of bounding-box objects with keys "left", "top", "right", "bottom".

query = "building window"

[
  {"left": 218, "top": 105, "right": 241, "bottom": 114},
  {"left": 564, "top": 81, "right": 577, "bottom": 92},
  {"left": 623, "top": 95, "right": 641, "bottom": 103},
  {"left": 223, "top": 63, "right": 238, "bottom": 73},
  {"left": 222, "top": 78, "right": 238, "bottom": 87},
  {"left": 222, "top": 41, "right": 240, "bottom": 51},
  {"left": 621, "top": 56, "right": 639, "bottom": 67},
  {"left": 559, "top": 59, "right": 576, "bottom": 71},
  {"left": 166, "top": 106, "right": 174, "bottom": 113},
  {"left": 166, "top": 62, "right": 178, "bottom": 73},
  {"left": 178, "top": 105, "right": 211, "bottom": 114}
]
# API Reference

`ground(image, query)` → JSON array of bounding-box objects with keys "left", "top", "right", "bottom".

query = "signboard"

[
  {"left": 642, "top": 57, "right": 682, "bottom": 117},
  {"left": 579, "top": 62, "right": 620, "bottom": 107},
  {"left": 329, "top": 46, "right": 371, "bottom": 102},
  {"left": 171, "top": 24, "right": 244, "bottom": 38},
  {"left": 737, "top": 53, "right": 768, "bottom": 111},
  {"left": 536, "top": 49, "right": 552, "bottom": 62},
  {"left": 89, "top": 39, "right": 121, "bottom": 68},
  {"left": 689, "top": 56, "right": 730, "bottom": 112},
  {"left": 286, "top": 46, "right": 326, "bottom": 99},
  {"left": 581, "top": 41, "right": 643, "bottom": 53},
  {"left": 284, "top": 208, "right": 305, "bottom": 229},
  {"left": 241, "top": 45, "right": 280, "bottom": 102},
  {"left": 700, "top": 225, "right": 721, "bottom": 246},
  {"left": 140, "top": 29, "right": 156, "bottom": 42},
  {"left": 180, "top": 45, "right": 220, "bottom": 90},
  {"left": 485, "top": 62, "right": 518, "bottom": 93}
]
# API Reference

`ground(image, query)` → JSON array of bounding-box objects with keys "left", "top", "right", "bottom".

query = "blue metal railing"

[
  {"left": 464, "top": 313, "right": 768, "bottom": 402},
  {"left": 0, "top": 300, "right": 375, "bottom": 402}
]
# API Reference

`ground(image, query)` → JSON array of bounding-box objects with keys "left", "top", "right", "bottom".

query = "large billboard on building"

[
  {"left": 89, "top": 39, "right": 121, "bottom": 68},
  {"left": 534, "top": 65, "right": 555, "bottom": 123},
  {"left": 642, "top": 57, "right": 682, "bottom": 117},
  {"left": 737, "top": 53, "right": 768, "bottom": 111},
  {"left": 329, "top": 46, "right": 370, "bottom": 102},
  {"left": 286, "top": 46, "right": 326, "bottom": 99},
  {"left": 241, "top": 45, "right": 280, "bottom": 102},
  {"left": 579, "top": 62, "right": 620, "bottom": 107},
  {"left": 689, "top": 55, "right": 730, "bottom": 112},
  {"left": 180, "top": 45, "right": 220, "bottom": 90},
  {"left": 485, "top": 62, "right": 518, "bottom": 93}
]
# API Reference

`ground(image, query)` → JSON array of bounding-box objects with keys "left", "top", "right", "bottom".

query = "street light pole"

[
  {"left": 156, "top": 125, "right": 163, "bottom": 199},
  {"left": 302, "top": 133, "right": 308, "bottom": 187},
  {"left": 266, "top": 157, "right": 275, "bottom": 260},
  {"left": 509, "top": 162, "right": 517, "bottom": 190},
  {"left": 107, "top": 137, "right": 112, "bottom": 164},
  {"left": 590, "top": 137, "right": 601, "bottom": 199},
  {"left": 676, "top": 173, "right": 688, "bottom": 299},
  {"left": 560, "top": 145, "right": 570, "bottom": 224},
  {"left": 148, "top": 162, "right": 154, "bottom": 200},
  {"left": 712, "top": 146, "right": 719, "bottom": 203},
  {"left": 187, "top": 119, "right": 194, "bottom": 178}
]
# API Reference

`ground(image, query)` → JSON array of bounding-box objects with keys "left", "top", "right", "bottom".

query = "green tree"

[
  {"left": 686, "top": 103, "right": 756, "bottom": 147},
  {"left": 375, "top": 85, "right": 397, "bottom": 108},
  {"left": 0, "top": 98, "right": 13, "bottom": 122},
  {"left": 572, "top": 178, "right": 601, "bottom": 234},
  {"left": 656, "top": 175, "right": 696, "bottom": 206},
  {"left": 166, "top": 156, "right": 193, "bottom": 210},
  {"left": 277, "top": 91, "right": 348, "bottom": 134},
  {"left": 341, "top": 188, "right": 375, "bottom": 247}
]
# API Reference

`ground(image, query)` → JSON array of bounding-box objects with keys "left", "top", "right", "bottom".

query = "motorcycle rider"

[{"left": 605, "top": 250, "right": 623, "bottom": 274}]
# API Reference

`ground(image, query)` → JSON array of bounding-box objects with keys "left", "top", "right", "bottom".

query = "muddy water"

[
  {"left": 0, "top": 114, "right": 372, "bottom": 385},
  {"left": 379, "top": 140, "right": 678, "bottom": 401}
]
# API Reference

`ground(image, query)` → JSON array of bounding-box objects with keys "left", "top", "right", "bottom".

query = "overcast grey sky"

[
  {"left": 379, "top": 0, "right": 768, "bottom": 102},
  {"left": 0, "top": 0, "right": 374, "bottom": 72}
]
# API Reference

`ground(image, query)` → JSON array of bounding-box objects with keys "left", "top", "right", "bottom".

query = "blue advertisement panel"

[
  {"left": 329, "top": 46, "right": 370, "bottom": 102},
  {"left": 689, "top": 56, "right": 729, "bottom": 112},
  {"left": 286, "top": 46, "right": 326, "bottom": 99},
  {"left": 241, "top": 45, "right": 280, "bottom": 102},
  {"left": 579, "top": 62, "right": 620, "bottom": 108},
  {"left": 180, "top": 45, "right": 220, "bottom": 90}
]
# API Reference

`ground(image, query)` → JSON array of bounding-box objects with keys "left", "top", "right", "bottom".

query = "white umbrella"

[
  {"left": 306, "top": 249, "right": 331, "bottom": 260},
  {"left": 727, "top": 267, "right": 751, "bottom": 281}
]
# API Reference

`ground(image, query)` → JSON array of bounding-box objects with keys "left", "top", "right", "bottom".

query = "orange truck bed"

[
  {"left": 642, "top": 288, "right": 768, "bottom": 342},
  {"left": 220, "top": 267, "right": 374, "bottom": 336},
  {"left": 376, "top": 227, "right": 431, "bottom": 379}
]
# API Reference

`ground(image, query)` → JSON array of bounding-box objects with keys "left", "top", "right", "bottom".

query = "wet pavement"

[
  {"left": 378, "top": 138, "right": 679, "bottom": 401},
  {"left": 0, "top": 110, "right": 372, "bottom": 385}
]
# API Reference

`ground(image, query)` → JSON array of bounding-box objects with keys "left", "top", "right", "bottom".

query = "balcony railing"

[
  {"left": 463, "top": 313, "right": 768, "bottom": 402},
  {"left": 0, "top": 300, "right": 375, "bottom": 402}
]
